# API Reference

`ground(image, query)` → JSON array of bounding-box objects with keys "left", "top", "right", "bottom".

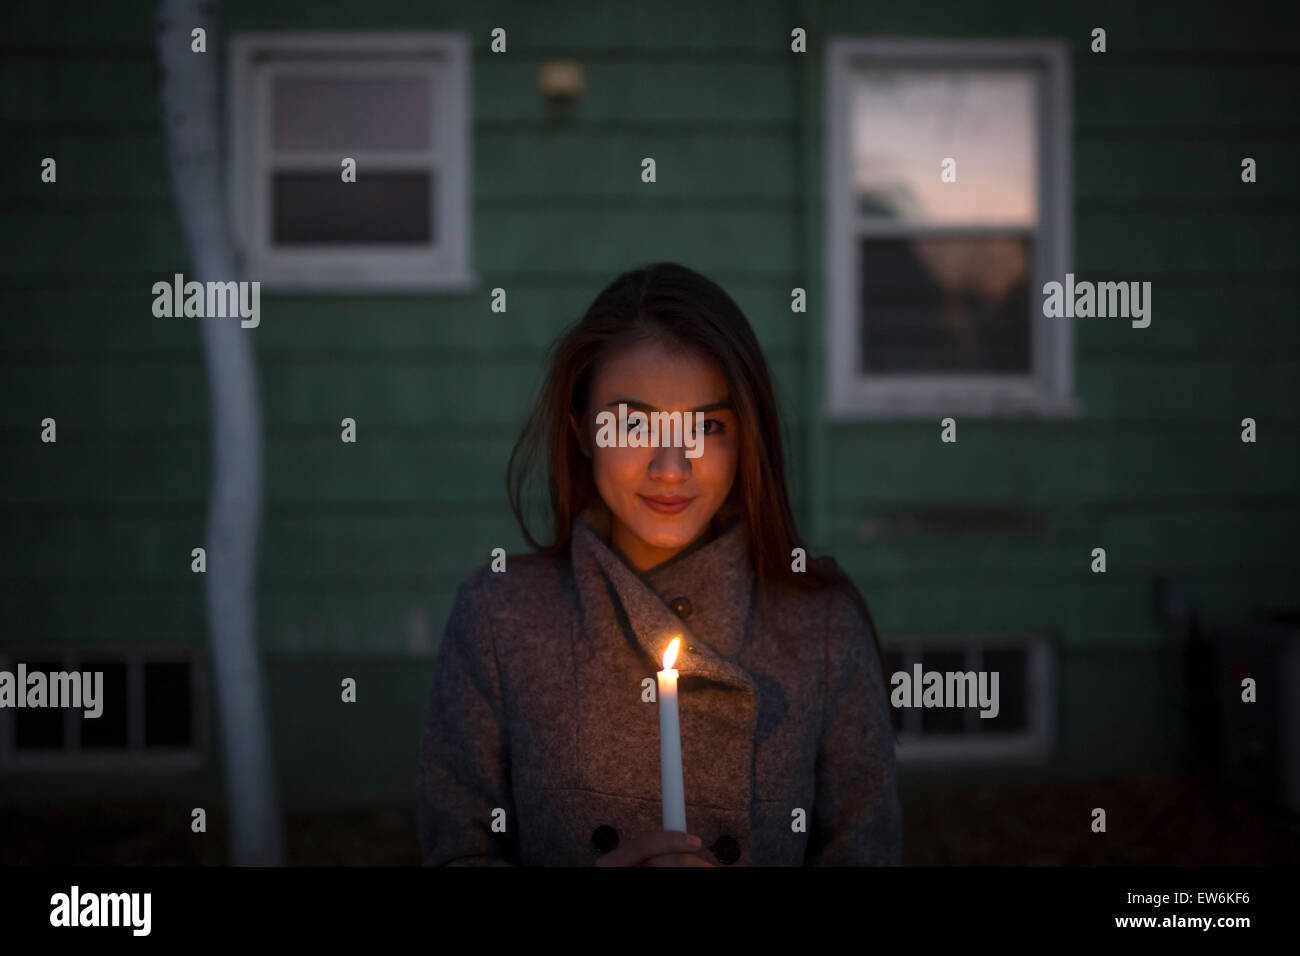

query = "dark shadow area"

[{"left": 3, "top": 770, "right": 1296, "bottom": 866}]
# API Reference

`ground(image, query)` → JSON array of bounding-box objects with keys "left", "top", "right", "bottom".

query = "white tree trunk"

[{"left": 154, "top": 0, "right": 284, "bottom": 866}]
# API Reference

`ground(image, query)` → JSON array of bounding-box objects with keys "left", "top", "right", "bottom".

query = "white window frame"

[
  {"left": 0, "top": 647, "right": 205, "bottom": 772},
  {"left": 229, "top": 32, "right": 477, "bottom": 292},
  {"left": 825, "top": 38, "right": 1078, "bottom": 419},
  {"left": 884, "top": 632, "right": 1057, "bottom": 764}
]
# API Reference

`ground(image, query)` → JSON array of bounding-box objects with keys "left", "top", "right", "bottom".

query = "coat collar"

[{"left": 570, "top": 502, "right": 757, "bottom": 692}]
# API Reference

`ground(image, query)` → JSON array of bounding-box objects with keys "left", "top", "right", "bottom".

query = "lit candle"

[{"left": 657, "top": 636, "right": 686, "bottom": 832}]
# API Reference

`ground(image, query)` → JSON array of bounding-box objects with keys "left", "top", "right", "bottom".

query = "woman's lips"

[{"left": 639, "top": 494, "right": 694, "bottom": 515}]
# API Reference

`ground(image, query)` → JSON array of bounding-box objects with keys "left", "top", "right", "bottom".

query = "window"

[
  {"left": 0, "top": 648, "right": 204, "bottom": 771},
  {"left": 229, "top": 32, "right": 475, "bottom": 291},
  {"left": 825, "top": 39, "right": 1076, "bottom": 417},
  {"left": 883, "top": 632, "right": 1056, "bottom": 763}
]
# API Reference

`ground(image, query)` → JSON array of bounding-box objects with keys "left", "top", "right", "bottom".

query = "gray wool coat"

[{"left": 416, "top": 504, "right": 902, "bottom": 866}]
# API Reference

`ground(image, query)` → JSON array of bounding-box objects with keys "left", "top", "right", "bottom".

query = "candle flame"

[{"left": 662, "top": 636, "right": 680, "bottom": 670}]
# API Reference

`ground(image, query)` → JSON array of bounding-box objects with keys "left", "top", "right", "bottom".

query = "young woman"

[{"left": 417, "top": 262, "right": 901, "bottom": 866}]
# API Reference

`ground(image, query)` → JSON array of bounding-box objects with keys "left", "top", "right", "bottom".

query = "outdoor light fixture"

[{"left": 538, "top": 59, "right": 584, "bottom": 102}]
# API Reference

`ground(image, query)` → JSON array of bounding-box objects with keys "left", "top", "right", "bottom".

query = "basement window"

[
  {"left": 882, "top": 632, "right": 1056, "bottom": 763},
  {"left": 0, "top": 648, "right": 203, "bottom": 771}
]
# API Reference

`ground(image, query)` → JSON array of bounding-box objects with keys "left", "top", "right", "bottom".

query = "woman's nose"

[{"left": 647, "top": 440, "right": 691, "bottom": 481}]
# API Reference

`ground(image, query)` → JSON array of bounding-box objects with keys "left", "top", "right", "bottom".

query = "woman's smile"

[{"left": 639, "top": 493, "right": 695, "bottom": 515}]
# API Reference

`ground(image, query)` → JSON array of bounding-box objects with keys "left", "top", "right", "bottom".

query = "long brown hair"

[{"left": 507, "top": 262, "right": 891, "bottom": 696}]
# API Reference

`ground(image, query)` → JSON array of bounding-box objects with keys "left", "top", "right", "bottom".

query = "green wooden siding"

[{"left": 1, "top": 0, "right": 1297, "bottom": 802}]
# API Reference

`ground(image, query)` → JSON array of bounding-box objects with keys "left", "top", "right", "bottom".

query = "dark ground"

[{"left": 3, "top": 769, "right": 1297, "bottom": 865}]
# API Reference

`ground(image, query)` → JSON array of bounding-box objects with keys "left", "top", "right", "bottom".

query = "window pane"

[
  {"left": 852, "top": 68, "right": 1037, "bottom": 226},
  {"left": 80, "top": 660, "right": 128, "bottom": 749},
  {"left": 14, "top": 659, "right": 65, "bottom": 750},
  {"left": 272, "top": 74, "right": 430, "bottom": 151},
  {"left": 143, "top": 661, "right": 192, "bottom": 748},
  {"left": 859, "top": 236, "right": 1031, "bottom": 373},
  {"left": 981, "top": 649, "right": 1029, "bottom": 734},
  {"left": 272, "top": 171, "right": 433, "bottom": 245},
  {"left": 919, "top": 650, "right": 966, "bottom": 734}
]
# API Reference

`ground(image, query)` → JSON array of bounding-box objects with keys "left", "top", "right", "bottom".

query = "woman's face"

[{"left": 580, "top": 338, "right": 740, "bottom": 571}]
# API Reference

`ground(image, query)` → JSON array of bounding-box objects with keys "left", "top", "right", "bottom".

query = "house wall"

[{"left": 1, "top": 0, "right": 1296, "bottom": 805}]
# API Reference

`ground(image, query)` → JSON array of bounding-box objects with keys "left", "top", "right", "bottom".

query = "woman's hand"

[{"left": 593, "top": 830, "right": 717, "bottom": 866}]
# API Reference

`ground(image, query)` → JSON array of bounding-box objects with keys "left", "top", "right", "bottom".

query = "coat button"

[
  {"left": 669, "top": 596, "right": 693, "bottom": 619},
  {"left": 591, "top": 824, "right": 619, "bottom": 855},
  {"left": 712, "top": 834, "right": 740, "bottom": 865}
]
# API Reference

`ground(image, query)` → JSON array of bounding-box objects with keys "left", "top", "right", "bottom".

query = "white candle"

[{"left": 657, "top": 636, "right": 687, "bottom": 832}]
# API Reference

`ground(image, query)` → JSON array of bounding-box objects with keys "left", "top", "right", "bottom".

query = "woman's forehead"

[{"left": 589, "top": 339, "right": 728, "bottom": 403}]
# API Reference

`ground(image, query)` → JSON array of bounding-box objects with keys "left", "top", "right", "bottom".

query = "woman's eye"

[{"left": 701, "top": 418, "right": 724, "bottom": 435}]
